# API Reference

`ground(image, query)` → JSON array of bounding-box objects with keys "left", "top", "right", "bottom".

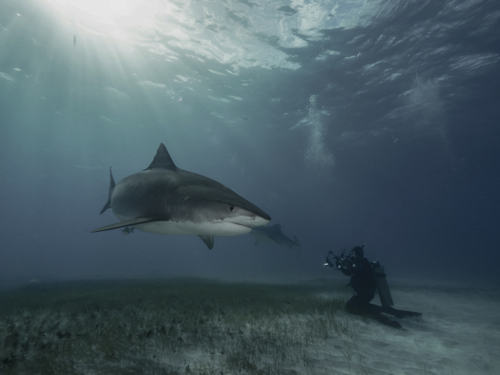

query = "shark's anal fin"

[
  {"left": 91, "top": 217, "right": 164, "bottom": 233},
  {"left": 198, "top": 235, "right": 214, "bottom": 250}
]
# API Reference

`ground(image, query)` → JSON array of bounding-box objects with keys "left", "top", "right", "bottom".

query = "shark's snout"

[{"left": 249, "top": 214, "right": 271, "bottom": 227}]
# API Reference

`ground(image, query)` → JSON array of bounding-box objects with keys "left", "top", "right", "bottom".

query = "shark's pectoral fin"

[
  {"left": 91, "top": 217, "right": 165, "bottom": 233},
  {"left": 198, "top": 235, "right": 214, "bottom": 250}
]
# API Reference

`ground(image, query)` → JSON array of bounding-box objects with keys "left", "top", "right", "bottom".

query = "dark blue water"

[{"left": 1, "top": 0, "right": 499, "bottom": 286}]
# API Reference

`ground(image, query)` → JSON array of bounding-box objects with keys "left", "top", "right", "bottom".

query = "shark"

[
  {"left": 250, "top": 224, "right": 300, "bottom": 249},
  {"left": 91, "top": 143, "right": 271, "bottom": 249}
]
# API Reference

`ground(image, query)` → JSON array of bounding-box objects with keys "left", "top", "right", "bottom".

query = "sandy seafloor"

[
  {"left": 319, "top": 284, "right": 500, "bottom": 375},
  {"left": 0, "top": 278, "right": 499, "bottom": 375}
]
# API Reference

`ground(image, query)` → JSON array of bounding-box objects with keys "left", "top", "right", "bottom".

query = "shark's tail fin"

[{"left": 99, "top": 167, "right": 116, "bottom": 214}]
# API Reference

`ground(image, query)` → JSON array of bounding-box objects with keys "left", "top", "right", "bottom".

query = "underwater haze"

[
  {"left": 1, "top": 0, "right": 500, "bottom": 285},
  {"left": 2, "top": 1, "right": 500, "bottom": 374}
]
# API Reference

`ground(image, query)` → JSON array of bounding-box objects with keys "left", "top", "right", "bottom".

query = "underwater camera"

[{"left": 323, "top": 249, "right": 349, "bottom": 269}]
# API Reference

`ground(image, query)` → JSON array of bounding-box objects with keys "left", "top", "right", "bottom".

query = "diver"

[{"left": 324, "top": 245, "right": 421, "bottom": 328}]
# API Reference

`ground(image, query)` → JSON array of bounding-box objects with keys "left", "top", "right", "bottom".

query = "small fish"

[
  {"left": 250, "top": 223, "right": 300, "bottom": 249},
  {"left": 122, "top": 227, "right": 135, "bottom": 235}
]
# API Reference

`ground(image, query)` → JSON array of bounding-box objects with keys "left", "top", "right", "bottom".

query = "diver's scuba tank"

[{"left": 371, "top": 261, "right": 394, "bottom": 307}]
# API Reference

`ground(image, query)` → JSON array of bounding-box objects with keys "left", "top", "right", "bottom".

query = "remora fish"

[
  {"left": 92, "top": 143, "right": 271, "bottom": 249},
  {"left": 250, "top": 224, "right": 300, "bottom": 249},
  {"left": 122, "top": 227, "right": 134, "bottom": 235}
]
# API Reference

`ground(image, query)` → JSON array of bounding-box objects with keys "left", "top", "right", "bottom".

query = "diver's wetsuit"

[{"left": 340, "top": 256, "right": 420, "bottom": 328}]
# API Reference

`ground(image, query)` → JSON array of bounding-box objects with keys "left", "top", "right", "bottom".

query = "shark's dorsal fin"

[{"left": 145, "top": 143, "right": 177, "bottom": 171}]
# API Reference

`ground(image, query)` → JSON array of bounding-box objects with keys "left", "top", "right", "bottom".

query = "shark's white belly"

[{"left": 117, "top": 215, "right": 252, "bottom": 237}]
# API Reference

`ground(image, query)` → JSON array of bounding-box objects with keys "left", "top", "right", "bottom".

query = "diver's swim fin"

[
  {"left": 376, "top": 314, "right": 402, "bottom": 329},
  {"left": 397, "top": 309, "right": 422, "bottom": 318},
  {"left": 383, "top": 307, "right": 422, "bottom": 319}
]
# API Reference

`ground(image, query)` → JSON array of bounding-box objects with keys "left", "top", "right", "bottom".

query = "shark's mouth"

[
  {"left": 221, "top": 220, "right": 262, "bottom": 229},
  {"left": 208, "top": 220, "right": 254, "bottom": 236},
  {"left": 221, "top": 214, "right": 270, "bottom": 229},
  {"left": 217, "top": 221, "right": 251, "bottom": 228},
  {"left": 231, "top": 223, "right": 253, "bottom": 229}
]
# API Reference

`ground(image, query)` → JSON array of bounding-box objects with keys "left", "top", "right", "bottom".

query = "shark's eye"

[{"left": 229, "top": 206, "right": 235, "bottom": 212}]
